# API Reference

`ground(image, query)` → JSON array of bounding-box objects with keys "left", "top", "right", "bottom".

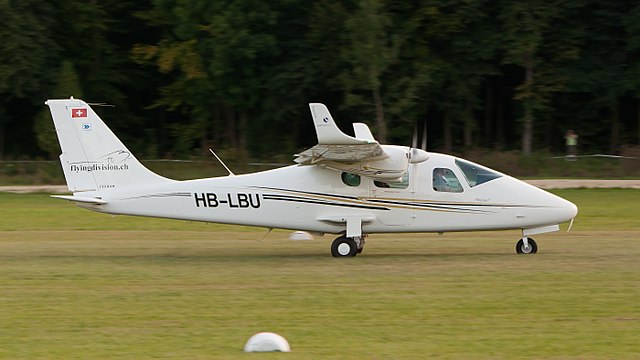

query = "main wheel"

[
  {"left": 331, "top": 236, "right": 358, "bottom": 257},
  {"left": 516, "top": 237, "right": 538, "bottom": 254}
]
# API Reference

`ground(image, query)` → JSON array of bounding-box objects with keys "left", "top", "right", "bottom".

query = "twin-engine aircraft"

[{"left": 46, "top": 98, "right": 577, "bottom": 257}]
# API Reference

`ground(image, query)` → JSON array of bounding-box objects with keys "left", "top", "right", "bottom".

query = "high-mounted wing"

[
  {"left": 295, "top": 103, "right": 387, "bottom": 165},
  {"left": 294, "top": 143, "right": 386, "bottom": 164},
  {"left": 295, "top": 103, "right": 427, "bottom": 180}
]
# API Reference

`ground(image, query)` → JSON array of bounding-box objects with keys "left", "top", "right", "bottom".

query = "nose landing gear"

[{"left": 516, "top": 236, "right": 538, "bottom": 254}]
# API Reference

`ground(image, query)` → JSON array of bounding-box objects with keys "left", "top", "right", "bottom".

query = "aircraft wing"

[
  {"left": 294, "top": 103, "right": 388, "bottom": 165},
  {"left": 295, "top": 143, "right": 386, "bottom": 164},
  {"left": 294, "top": 103, "right": 429, "bottom": 180}
]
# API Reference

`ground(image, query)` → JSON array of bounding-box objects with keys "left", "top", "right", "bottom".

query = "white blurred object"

[
  {"left": 289, "top": 231, "right": 313, "bottom": 241},
  {"left": 244, "top": 332, "right": 291, "bottom": 352}
]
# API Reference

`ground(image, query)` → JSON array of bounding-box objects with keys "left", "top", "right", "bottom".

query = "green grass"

[
  {"left": 0, "top": 190, "right": 639, "bottom": 359},
  {"left": 555, "top": 189, "right": 640, "bottom": 230}
]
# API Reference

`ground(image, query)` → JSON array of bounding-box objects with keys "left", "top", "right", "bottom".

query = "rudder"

[{"left": 45, "top": 98, "right": 173, "bottom": 194}]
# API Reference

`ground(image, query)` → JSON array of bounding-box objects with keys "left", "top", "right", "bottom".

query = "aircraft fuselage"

[{"left": 84, "top": 152, "right": 577, "bottom": 235}]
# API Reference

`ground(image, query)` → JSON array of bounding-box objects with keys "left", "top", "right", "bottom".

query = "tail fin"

[
  {"left": 45, "top": 98, "right": 173, "bottom": 194},
  {"left": 308, "top": 103, "right": 373, "bottom": 145}
]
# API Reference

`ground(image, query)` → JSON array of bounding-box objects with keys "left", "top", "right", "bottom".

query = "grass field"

[{"left": 0, "top": 189, "right": 639, "bottom": 359}]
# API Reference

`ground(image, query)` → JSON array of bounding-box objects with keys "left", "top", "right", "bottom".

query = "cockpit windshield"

[{"left": 455, "top": 159, "right": 502, "bottom": 187}]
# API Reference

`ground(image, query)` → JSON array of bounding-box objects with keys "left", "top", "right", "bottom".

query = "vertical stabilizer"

[
  {"left": 45, "top": 98, "right": 173, "bottom": 194},
  {"left": 308, "top": 103, "right": 373, "bottom": 145}
]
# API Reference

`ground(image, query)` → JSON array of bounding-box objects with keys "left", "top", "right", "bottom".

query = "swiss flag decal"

[{"left": 71, "top": 108, "right": 87, "bottom": 118}]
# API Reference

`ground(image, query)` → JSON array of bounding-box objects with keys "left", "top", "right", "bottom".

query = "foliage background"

[{"left": 2, "top": 0, "right": 640, "bottom": 162}]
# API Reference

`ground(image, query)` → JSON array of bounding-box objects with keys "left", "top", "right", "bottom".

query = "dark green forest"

[{"left": 2, "top": 0, "right": 640, "bottom": 162}]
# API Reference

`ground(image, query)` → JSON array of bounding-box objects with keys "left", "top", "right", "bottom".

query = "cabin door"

[{"left": 369, "top": 170, "right": 414, "bottom": 226}]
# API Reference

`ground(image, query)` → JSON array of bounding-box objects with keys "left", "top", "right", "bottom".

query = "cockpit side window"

[
  {"left": 432, "top": 168, "right": 463, "bottom": 193},
  {"left": 341, "top": 172, "right": 361, "bottom": 187},
  {"left": 374, "top": 172, "right": 409, "bottom": 189},
  {"left": 455, "top": 159, "right": 502, "bottom": 187}
]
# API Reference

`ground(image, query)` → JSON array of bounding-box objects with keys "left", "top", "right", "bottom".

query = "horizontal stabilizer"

[{"left": 50, "top": 195, "right": 107, "bottom": 204}]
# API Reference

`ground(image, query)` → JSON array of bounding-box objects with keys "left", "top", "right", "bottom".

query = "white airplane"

[{"left": 45, "top": 98, "right": 578, "bottom": 257}]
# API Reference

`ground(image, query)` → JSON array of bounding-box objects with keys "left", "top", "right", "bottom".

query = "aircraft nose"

[
  {"left": 512, "top": 179, "right": 579, "bottom": 225},
  {"left": 556, "top": 197, "right": 578, "bottom": 222},
  {"left": 558, "top": 197, "right": 578, "bottom": 222},
  {"left": 536, "top": 189, "right": 578, "bottom": 224}
]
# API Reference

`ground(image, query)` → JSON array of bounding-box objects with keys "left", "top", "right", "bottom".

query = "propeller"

[
  {"left": 410, "top": 118, "right": 429, "bottom": 163},
  {"left": 421, "top": 120, "right": 427, "bottom": 151},
  {"left": 411, "top": 118, "right": 428, "bottom": 151}
]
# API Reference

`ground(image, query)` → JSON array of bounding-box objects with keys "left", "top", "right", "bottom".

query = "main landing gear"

[
  {"left": 516, "top": 236, "right": 538, "bottom": 254},
  {"left": 331, "top": 235, "right": 366, "bottom": 257}
]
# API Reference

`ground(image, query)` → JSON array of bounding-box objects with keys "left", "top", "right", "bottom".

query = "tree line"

[{"left": 1, "top": 0, "right": 640, "bottom": 162}]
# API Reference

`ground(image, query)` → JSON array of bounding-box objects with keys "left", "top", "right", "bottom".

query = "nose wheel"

[
  {"left": 331, "top": 235, "right": 365, "bottom": 257},
  {"left": 516, "top": 237, "right": 538, "bottom": 254}
]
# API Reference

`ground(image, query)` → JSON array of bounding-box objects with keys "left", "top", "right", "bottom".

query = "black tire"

[
  {"left": 516, "top": 237, "right": 538, "bottom": 254},
  {"left": 331, "top": 236, "right": 358, "bottom": 257}
]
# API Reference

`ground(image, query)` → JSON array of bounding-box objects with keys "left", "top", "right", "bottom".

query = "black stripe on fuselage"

[
  {"left": 262, "top": 194, "right": 389, "bottom": 211},
  {"left": 365, "top": 198, "right": 495, "bottom": 213},
  {"left": 253, "top": 186, "right": 550, "bottom": 214},
  {"left": 253, "top": 186, "right": 360, "bottom": 200},
  {"left": 120, "top": 192, "right": 192, "bottom": 200}
]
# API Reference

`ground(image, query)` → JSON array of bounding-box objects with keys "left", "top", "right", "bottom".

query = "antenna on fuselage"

[
  {"left": 87, "top": 102, "right": 116, "bottom": 107},
  {"left": 208, "top": 148, "right": 235, "bottom": 176}
]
